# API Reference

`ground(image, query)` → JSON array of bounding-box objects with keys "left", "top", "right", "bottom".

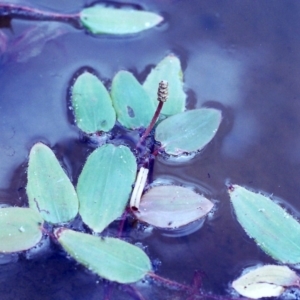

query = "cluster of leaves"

[
  {"left": 0, "top": 53, "right": 222, "bottom": 291},
  {"left": 228, "top": 185, "right": 300, "bottom": 299}
]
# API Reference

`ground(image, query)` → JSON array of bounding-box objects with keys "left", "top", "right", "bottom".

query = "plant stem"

[
  {"left": 147, "top": 272, "right": 191, "bottom": 292},
  {"left": 136, "top": 80, "right": 168, "bottom": 148},
  {"left": 40, "top": 226, "right": 56, "bottom": 240},
  {"left": 117, "top": 210, "right": 128, "bottom": 238},
  {"left": 0, "top": 4, "right": 79, "bottom": 23},
  {"left": 126, "top": 285, "right": 147, "bottom": 300},
  {"left": 136, "top": 101, "right": 163, "bottom": 148}
]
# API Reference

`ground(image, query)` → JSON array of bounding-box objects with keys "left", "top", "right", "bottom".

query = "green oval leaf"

[
  {"left": 134, "top": 185, "right": 214, "bottom": 228},
  {"left": 26, "top": 143, "right": 79, "bottom": 224},
  {"left": 143, "top": 55, "right": 186, "bottom": 116},
  {"left": 232, "top": 265, "right": 300, "bottom": 299},
  {"left": 229, "top": 185, "right": 300, "bottom": 264},
  {"left": 111, "top": 71, "right": 155, "bottom": 129},
  {"left": 55, "top": 228, "right": 151, "bottom": 283},
  {"left": 80, "top": 6, "right": 163, "bottom": 35},
  {"left": 77, "top": 144, "right": 137, "bottom": 233},
  {"left": 155, "top": 108, "right": 222, "bottom": 155},
  {"left": 0, "top": 207, "right": 43, "bottom": 253},
  {"left": 71, "top": 71, "right": 116, "bottom": 134}
]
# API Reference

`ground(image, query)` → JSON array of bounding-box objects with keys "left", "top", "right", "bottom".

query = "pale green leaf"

[
  {"left": 26, "top": 143, "right": 79, "bottom": 224},
  {"left": 77, "top": 144, "right": 137, "bottom": 233},
  {"left": 134, "top": 185, "right": 214, "bottom": 228},
  {"left": 55, "top": 228, "right": 151, "bottom": 283},
  {"left": 155, "top": 108, "right": 222, "bottom": 155},
  {"left": 80, "top": 6, "right": 163, "bottom": 35},
  {"left": 71, "top": 71, "right": 116, "bottom": 133},
  {"left": 232, "top": 265, "right": 300, "bottom": 299},
  {"left": 143, "top": 55, "right": 186, "bottom": 116},
  {"left": 229, "top": 185, "right": 300, "bottom": 264},
  {"left": 0, "top": 207, "right": 43, "bottom": 253},
  {"left": 111, "top": 71, "right": 155, "bottom": 129}
]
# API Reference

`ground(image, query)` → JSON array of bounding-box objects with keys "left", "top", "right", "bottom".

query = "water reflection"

[
  {"left": 185, "top": 43, "right": 245, "bottom": 107},
  {"left": 159, "top": 217, "right": 205, "bottom": 237},
  {"left": 221, "top": 111, "right": 260, "bottom": 158},
  {"left": 185, "top": 42, "right": 267, "bottom": 159}
]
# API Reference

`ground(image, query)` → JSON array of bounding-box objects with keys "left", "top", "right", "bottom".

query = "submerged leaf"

[
  {"left": 80, "top": 6, "right": 163, "bottom": 35},
  {"left": 232, "top": 265, "right": 300, "bottom": 299},
  {"left": 26, "top": 143, "right": 78, "bottom": 224},
  {"left": 0, "top": 207, "right": 43, "bottom": 253},
  {"left": 143, "top": 55, "right": 186, "bottom": 116},
  {"left": 155, "top": 108, "right": 222, "bottom": 155},
  {"left": 111, "top": 71, "right": 155, "bottom": 129},
  {"left": 134, "top": 185, "right": 214, "bottom": 228},
  {"left": 0, "top": 30, "right": 7, "bottom": 54},
  {"left": 8, "top": 23, "right": 68, "bottom": 63},
  {"left": 71, "top": 71, "right": 116, "bottom": 134},
  {"left": 55, "top": 228, "right": 151, "bottom": 283},
  {"left": 77, "top": 144, "right": 137, "bottom": 233},
  {"left": 229, "top": 185, "right": 300, "bottom": 264}
]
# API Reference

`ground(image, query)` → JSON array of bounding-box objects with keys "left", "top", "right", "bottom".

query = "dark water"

[{"left": 1, "top": 0, "right": 300, "bottom": 299}]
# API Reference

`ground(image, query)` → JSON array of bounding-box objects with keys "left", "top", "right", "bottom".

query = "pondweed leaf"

[
  {"left": 71, "top": 71, "right": 116, "bottom": 134},
  {"left": 134, "top": 185, "right": 214, "bottom": 228},
  {"left": 229, "top": 185, "right": 300, "bottom": 264},
  {"left": 77, "top": 144, "right": 137, "bottom": 233},
  {"left": 80, "top": 6, "right": 163, "bottom": 35},
  {"left": 111, "top": 71, "right": 155, "bottom": 129},
  {"left": 26, "top": 143, "right": 78, "bottom": 224},
  {"left": 155, "top": 108, "right": 222, "bottom": 155},
  {"left": 55, "top": 228, "right": 151, "bottom": 283},
  {"left": 143, "top": 55, "right": 186, "bottom": 116},
  {"left": 0, "top": 207, "right": 43, "bottom": 253},
  {"left": 232, "top": 265, "right": 300, "bottom": 299}
]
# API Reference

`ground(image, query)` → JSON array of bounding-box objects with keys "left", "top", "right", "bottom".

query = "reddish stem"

[
  {"left": 147, "top": 272, "right": 191, "bottom": 292},
  {"left": 0, "top": 4, "right": 79, "bottom": 22},
  {"left": 40, "top": 226, "right": 56, "bottom": 240},
  {"left": 126, "top": 285, "right": 147, "bottom": 300},
  {"left": 136, "top": 101, "right": 163, "bottom": 148},
  {"left": 117, "top": 209, "right": 128, "bottom": 238}
]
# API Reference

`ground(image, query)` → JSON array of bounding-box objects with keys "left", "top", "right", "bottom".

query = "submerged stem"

[
  {"left": 136, "top": 80, "right": 168, "bottom": 148},
  {"left": 117, "top": 209, "right": 128, "bottom": 238},
  {"left": 147, "top": 272, "right": 191, "bottom": 292}
]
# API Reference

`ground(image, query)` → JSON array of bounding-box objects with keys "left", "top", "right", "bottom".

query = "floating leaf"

[
  {"left": 0, "top": 207, "right": 43, "bottom": 253},
  {"left": 80, "top": 6, "right": 163, "bottom": 35},
  {"left": 232, "top": 265, "right": 300, "bottom": 299},
  {"left": 133, "top": 185, "right": 214, "bottom": 228},
  {"left": 26, "top": 143, "right": 78, "bottom": 224},
  {"left": 77, "top": 144, "right": 137, "bottom": 233},
  {"left": 155, "top": 108, "right": 222, "bottom": 155},
  {"left": 143, "top": 55, "right": 186, "bottom": 116},
  {"left": 71, "top": 71, "right": 116, "bottom": 134},
  {"left": 229, "top": 185, "right": 300, "bottom": 264},
  {"left": 111, "top": 71, "right": 155, "bottom": 129},
  {"left": 55, "top": 228, "right": 151, "bottom": 283}
]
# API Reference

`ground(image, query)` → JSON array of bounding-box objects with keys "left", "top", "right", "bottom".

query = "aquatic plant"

[
  {"left": 0, "top": 53, "right": 223, "bottom": 298},
  {"left": 2, "top": 2, "right": 300, "bottom": 299},
  {"left": 0, "top": 3, "right": 163, "bottom": 35}
]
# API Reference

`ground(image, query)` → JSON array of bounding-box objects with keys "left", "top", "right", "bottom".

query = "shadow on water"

[{"left": 1, "top": 0, "right": 300, "bottom": 299}]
